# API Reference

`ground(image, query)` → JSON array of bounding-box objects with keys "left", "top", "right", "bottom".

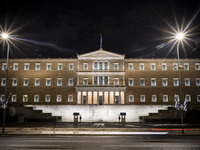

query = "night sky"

[{"left": 0, "top": 0, "right": 200, "bottom": 59}]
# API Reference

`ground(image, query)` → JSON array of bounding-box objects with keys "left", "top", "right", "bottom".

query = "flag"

[
  {"left": 183, "top": 95, "right": 188, "bottom": 111},
  {"left": 175, "top": 95, "right": 180, "bottom": 110}
]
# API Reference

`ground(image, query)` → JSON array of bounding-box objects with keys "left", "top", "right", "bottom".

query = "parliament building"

[{"left": 0, "top": 48, "right": 200, "bottom": 122}]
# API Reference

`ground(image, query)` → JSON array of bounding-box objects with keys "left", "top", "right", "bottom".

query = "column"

[
  {"left": 86, "top": 91, "right": 88, "bottom": 104},
  {"left": 119, "top": 91, "right": 121, "bottom": 104}
]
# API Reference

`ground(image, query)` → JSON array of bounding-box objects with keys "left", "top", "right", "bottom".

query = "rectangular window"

[
  {"left": 1, "top": 78, "right": 6, "bottom": 86},
  {"left": 173, "top": 63, "right": 178, "bottom": 70},
  {"left": 104, "top": 76, "right": 108, "bottom": 85},
  {"left": 94, "top": 76, "right": 98, "bottom": 85},
  {"left": 162, "top": 63, "right": 167, "bottom": 70},
  {"left": 99, "top": 62, "right": 103, "bottom": 70},
  {"left": 11, "top": 95, "right": 17, "bottom": 102},
  {"left": 35, "top": 79, "right": 40, "bottom": 86},
  {"left": 128, "top": 63, "right": 133, "bottom": 70},
  {"left": 196, "top": 78, "right": 200, "bottom": 86},
  {"left": 34, "top": 95, "right": 39, "bottom": 102},
  {"left": 83, "top": 78, "right": 88, "bottom": 85},
  {"left": 185, "top": 78, "right": 190, "bottom": 86},
  {"left": 46, "top": 79, "right": 51, "bottom": 86},
  {"left": 151, "top": 78, "right": 156, "bottom": 86},
  {"left": 140, "top": 78, "right": 145, "bottom": 86},
  {"left": 24, "top": 63, "right": 29, "bottom": 71},
  {"left": 197, "top": 95, "right": 200, "bottom": 102},
  {"left": 104, "top": 62, "right": 109, "bottom": 70},
  {"left": 23, "top": 79, "right": 29, "bottom": 86},
  {"left": 128, "top": 78, "right": 134, "bottom": 86},
  {"left": 68, "top": 78, "right": 73, "bottom": 86},
  {"left": 45, "top": 95, "right": 51, "bottom": 102},
  {"left": 140, "top": 63, "right": 144, "bottom": 70},
  {"left": 114, "top": 63, "right": 119, "bottom": 70},
  {"left": 151, "top": 63, "right": 156, "bottom": 71},
  {"left": 12, "top": 79, "right": 17, "bottom": 86},
  {"left": 68, "top": 95, "right": 73, "bottom": 102},
  {"left": 99, "top": 76, "right": 103, "bottom": 85},
  {"left": 195, "top": 63, "right": 200, "bottom": 70},
  {"left": 140, "top": 95, "right": 145, "bottom": 102},
  {"left": 94, "top": 62, "right": 98, "bottom": 70},
  {"left": 173, "top": 78, "right": 179, "bottom": 86},
  {"left": 152, "top": 95, "right": 157, "bottom": 102},
  {"left": 184, "top": 63, "right": 189, "bottom": 70},
  {"left": 0, "top": 95, "right": 5, "bottom": 102},
  {"left": 57, "top": 63, "right": 63, "bottom": 70},
  {"left": 162, "top": 78, "right": 168, "bottom": 86},
  {"left": 57, "top": 78, "right": 62, "bottom": 86},
  {"left": 185, "top": 95, "right": 191, "bottom": 102},
  {"left": 69, "top": 63, "right": 74, "bottom": 70},
  {"left": 83, "top": 63, "right": 88, "bottom": 70},
  {"left": 13, "top": 63, "right": 18, "bottom": 71},
  {"left": 35, "top": 63, "right": 40, "bottom": 70},
  {"left": 57, "top": 95, "right": 62, "bottom": 102},
  {"left": 23, "top": 95, "right": 28, "bottom": 102},
  {"left": 46, "top": 63, "right": 51, "bottom": 70},
  {"left": 2, "top": 63, "right": 6, "bottom": 71},
  {"left": 114, "top": 78, "right": 119, "bottom": 85},
  {"left": 163, "top": 95, "right": 168, "bottom": 102},
  {"left": 129, "top": 95, "right": 134, "bottom": 102}
]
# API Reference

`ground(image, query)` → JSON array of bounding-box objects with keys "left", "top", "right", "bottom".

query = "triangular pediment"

[{"left": 78, "top": 48, "right": 124, "bottom": 60}]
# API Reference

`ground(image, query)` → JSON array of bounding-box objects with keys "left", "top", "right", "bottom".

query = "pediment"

[{"left": 78, "top": 48, "right": 124, "bottom": 60}]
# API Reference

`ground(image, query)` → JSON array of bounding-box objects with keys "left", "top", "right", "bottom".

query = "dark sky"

[{"left": 0, "top": 0, "right": 200, "bottom": 59}]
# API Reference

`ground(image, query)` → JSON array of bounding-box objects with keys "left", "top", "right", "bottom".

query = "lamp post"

[
  {"left": 176, "top": 32, "right": 184, "bottom": 134},
  {"left": 1, "top": 33, "right": 10, "bottom": 133}
]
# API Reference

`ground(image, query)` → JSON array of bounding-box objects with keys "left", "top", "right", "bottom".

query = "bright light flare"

[
  {"left": 1, "top": 33, "right": 9, "bottom": 39},
  {"left": 176, "top": 32, "right": 184, "bottom": 40}
]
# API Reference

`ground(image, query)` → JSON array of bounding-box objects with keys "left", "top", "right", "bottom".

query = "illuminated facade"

[{"left": 0, "top": 48, "right": 200, "bottom": 122}]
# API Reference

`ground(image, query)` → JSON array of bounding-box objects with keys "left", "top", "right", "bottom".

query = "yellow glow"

[
  {"left": 176, "top": 32, "right": 184, "bottom": 40},
  {"left": 1, "top": 33, "right": 9, "bottom": 39}
]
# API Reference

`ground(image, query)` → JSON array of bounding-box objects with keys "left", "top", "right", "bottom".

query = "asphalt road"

[{"left": 0, "top": 135, "right": 200, "bottom": 150}]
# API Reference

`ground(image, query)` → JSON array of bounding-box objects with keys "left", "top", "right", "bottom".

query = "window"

[
  {"left": 173, "top": 78, "right": 179, "bottom": 86},
  {"left": 152, "top": 95, "right": 157, "bottom": 102},
  {"left": 129, "top": 95, "right": 134, "bottom": 102},
  {"left": 163, "top": 95, "right": 168, "bottom": 102},
  {"left": 35, "top": 63, "right": 40, "bottom": 70},
  {"left": 104, "top": 76, "right": 108, "bottom": 85},
  {"left": 83, "top": 63, "right": 88, "bottom": 70},
  {"left": 197, "top": 95, "right": 200, "bottom": 102},
  {"left": 128, "top": 78, "right": 134, "bottom": 86},
  {"left": 2, "top": 63, "right": 6, "bottom": 70},
  {"left": 68, "top": 95, "right": 73, "bottom": 102},
  {"left": 23, "top": 79, "right": 29, "bottom": 86},
  {"left": 23, "top": 95, "right": 28, "bottom": 102},
  {"left": 57, "top": 95, "right": 62, "bottom": 102},
  {"left": 35, "top": 79, "right": 40, "bottom": 86},
  {"left": 1, "top": 78, "right": 6, "bottom": 86},
  {"left": 173, "top": 63, "right": 178, "bottom": 70},
  {"left": 140, "top": 95, "right": 145, "bottom": 102},
  {"left": 114, "top": 78, "right": 119, "bottom": 85},
  {"left": 46, "top": 79, "right": 51, "bottom": 86},
  {"left": 13, "top": 63, "right": 18, "bottom": 71},
  {"left": 11, "top": 95, "right": 17, "bottom": 102},
  {"left": 114, "top": 63, "right": 119, "bottom": 70},
  {"left": 12, "top": 79, "right": 17, "bottom": 86},
  {"left": 99, "top": 76, "right": 103, "bottom": 85},
  {"left": 57, "top": 63, "right": 63, "bottom": 70},
  {"left": 184, "top": 63, "right": 189, "bottom": 70},
  {"left": 68, "top": 78, "right": 73, "bottom": 86},
  {"left": 185, "top": 95, "right": 191, "bottom": 102},
  {"left": 140, "top": 78, "right": 145, "bottom": 86},
  {"left": 46, "top": 63, "right": 51, "bottom": 70},
  {"left": 83, "top": 78, "right": 88, "bottom": 85},
  {"left": 34, "top": 95, "right": 39, "bottom": 102},
  {"left": 45, "top": 95, "right": 51, "bottom": 102},
  {"left": 0, "top": 95, "right": 5, "bottom": 101},
  {"left": 57, "top": 78, "right": 62, "bottom": 86},
  {"left": 196, "top": 78, "right": 200, "bottom": 86},
  {"left": 151, "top": 78, "right": 156, "bottom": 86},
  {"left": 128, "top": 63, "right": 133, "bottom": 70},
  {"left": 195, "top": 63, "right": 200, "bottom": 70},
  {"left": 162, "top": 63, "right": 167, "bottom": 70},
  {"left": 99, "top": 62, "right": 103, "bottom": 70},
  {"left": 140, "top": 63, "right": 144, "bottom": 70},
  {"left": 69, "top": 63, "right": 74, "bottom": 70},
  {"left": 94, "top": 76, "right": 98, "bottom": 85},
  {"left": 94, "top": 62, "right": 98, "bottom": 70},
  {"left": 185, "top": 78, "right": 190, "bottom": 86},
  {"left": 24, "top": 63, "right": 29, "bottom": 70},
  {"left": 162, "top": 78, "right": 168, "bottom": 86},
  {"left": 151, "top": 63, "right": 156, "bottom": 70},
  {"left": 104, "top": 62, "right": 109, "bottom": 70}
]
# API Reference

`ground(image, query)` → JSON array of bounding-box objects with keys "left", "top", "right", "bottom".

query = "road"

[{"left": 0, "top": 135, "right": 200, "bottom": 150}]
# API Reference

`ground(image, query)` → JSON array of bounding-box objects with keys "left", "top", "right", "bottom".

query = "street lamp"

[
  {"left": 175, "top": 32, "right": 184, "bottom": 134},
  {"left": 1, "top": 32, "right": 10, "bottom": 133}
]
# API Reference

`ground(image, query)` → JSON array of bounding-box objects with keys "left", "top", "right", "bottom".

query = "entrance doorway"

[{"left": 99, "top": 96, "right": 103, "bottom": 105}]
